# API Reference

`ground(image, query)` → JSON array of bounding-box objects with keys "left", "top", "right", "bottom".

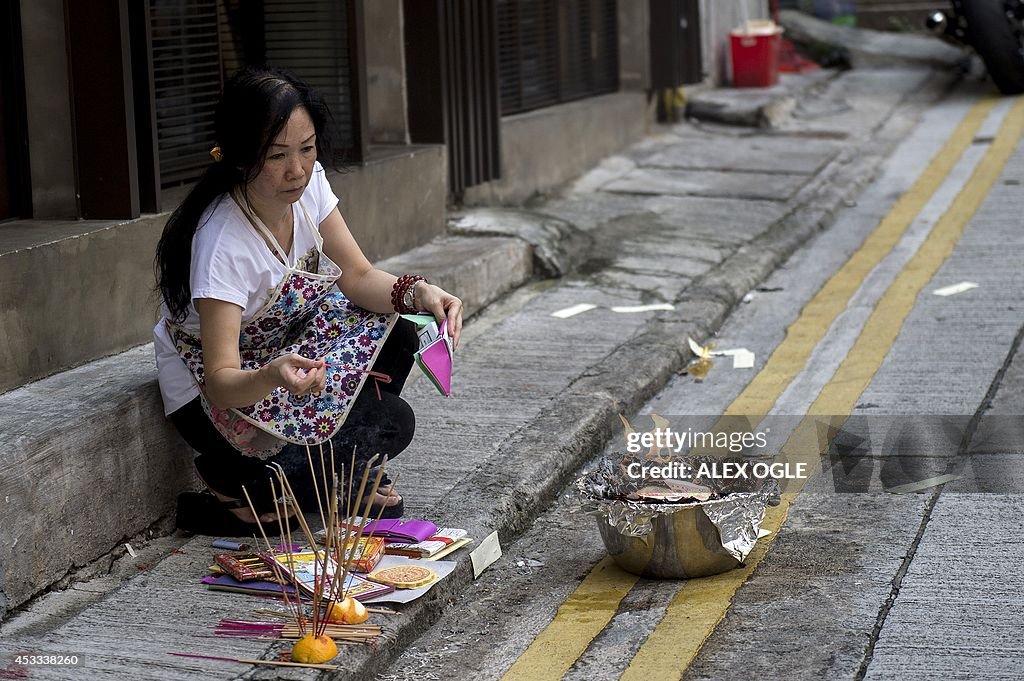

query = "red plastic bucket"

[{"left": 730, "top": 23, "right": 783, "bottom": 88}]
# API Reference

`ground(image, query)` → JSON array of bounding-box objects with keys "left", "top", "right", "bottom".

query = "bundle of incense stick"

[
  {"left": 282, "top": 625, "right": 379, "bottom": 640},
  {"left": 314, "top": 448, "right": 401, "bottom": 623},
  {"left": 239, "top": 442, "right": 398, "bottom": 644},
  {"left": 252, "top": 606, "right": 397, "bottom": 619},
  {"left": 215, "top": 618, "right": 381, "bottom": 642},
  {"left": 178, "top": 446, "right": 402, "bottom": 670}
]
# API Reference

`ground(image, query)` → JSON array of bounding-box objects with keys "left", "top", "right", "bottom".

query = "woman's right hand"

[{"left": 264, "top": 354, "right": 327, "bottom": 396}]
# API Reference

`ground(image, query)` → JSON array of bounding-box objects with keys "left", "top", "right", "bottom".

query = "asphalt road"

[{"left": 378, "top": 85, "right": 1024, "bottom": 681}]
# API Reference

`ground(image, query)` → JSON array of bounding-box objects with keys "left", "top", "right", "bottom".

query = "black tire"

[{"left": 961, "top": 0, "right": 1024, "bottom": 94}]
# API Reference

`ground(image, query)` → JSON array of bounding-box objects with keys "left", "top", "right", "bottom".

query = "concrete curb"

[{"left": 305, "top": 70, "right": 959, "bottom": 680}]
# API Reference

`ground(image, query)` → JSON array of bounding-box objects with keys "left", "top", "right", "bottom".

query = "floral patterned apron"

[{"left": 168, "top": 195, "right": 397, "bottom": 458}]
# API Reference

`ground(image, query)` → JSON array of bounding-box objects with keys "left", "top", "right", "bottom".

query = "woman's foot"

[
  {"left": 176, "top": 491, "right": 295, "bottom": 536},
  {"left": 357, "top": 469, "right": 403, "bottom": 517},
  {"left": 358, "top": 486, "right": 404, "bottom": 520},
  {"left": 365, "top": 489, "right": 402, "bottom": 509},
  {"left": 209, "top": 488, "right": 293, "bottom": 525}
]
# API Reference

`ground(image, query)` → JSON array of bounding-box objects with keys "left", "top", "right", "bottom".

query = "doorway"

[{"left": 0, "top": 2, "right": 29, "bottom": 221}]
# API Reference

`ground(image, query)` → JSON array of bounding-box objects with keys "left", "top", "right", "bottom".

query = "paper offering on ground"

[
  {"left": 610, "top": 303, "right": 675, "bottom": 313},
  {"left": 425, "top": 537, "right": 473, "bottom": 561},
  {"left": 932, "top": 281, "right": 978, "bottom": 296},
  {"left": 369, "top": 564, "right": 437, "bottom": 589},
  {"left": 634, "top": 479, "right": 713, "bottom": 503},
  {"left": 730, "top": 350, "right": 755, "bottom": 369},
  {"left": 385, "top": 527, "right": 469, "bottom": 559},
  {"left": 362, "top": 556, "right": 456, "bottom": 604},
  {"left": 551, "top": 303, "right": 597, "bottom": 319},
  {"left": 340, "top": 536, "right": 386, "bottom": 573},
  {"left": 470, "top": 531, "right": 502, "bottom": 579},
  {"left": 886, "top": 474, "right": 961, "bottom": 495},
  {"left": 270, "top": 551, "right": 393, "bottom": 601},
  {"left": 713, "top": 348, "right": 756, "bottom": 369},
  {"left": 317, "top": 516, "right": 438, "bottom": 543}
]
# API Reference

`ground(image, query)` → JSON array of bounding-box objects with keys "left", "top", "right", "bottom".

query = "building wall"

[
  {"left": 2, "top": 0, "right": 665, "bottom": 385},
  {"left": 461, "top": 91, "right": 651, "bottom": 206},
  {"left": 337, "top": 145, "right": 447, "bottom": 263}
]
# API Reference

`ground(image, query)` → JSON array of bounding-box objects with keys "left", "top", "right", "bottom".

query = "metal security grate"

[
  {"left": 405, "top": 0, "right": 501, "bottom": 197},
  {"left": 262, "top": 1, "right": 356, "bottom": 154},
  {"left": 497, "top": 0, "right": 559, "bottom": 113},
  {"left": 150, "top": 0, "right": 222, "bottom": 185},
  {"left": 151, "top": 0, "right": 360, "bottom": 186},
  {"left": 444, "top": 0, "right": 502, "bottom": 194},
  {"left": 497, "top": 0, "right": 619, "bottom": 116}
]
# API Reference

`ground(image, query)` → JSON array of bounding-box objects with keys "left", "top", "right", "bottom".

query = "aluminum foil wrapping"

[{"left": 576, "top": 454, "right": 781, "bottom": 562}]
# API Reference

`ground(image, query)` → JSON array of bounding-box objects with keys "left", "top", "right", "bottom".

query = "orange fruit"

[
  {"left": 325, "top": 596, "right": 369, "bottom": 624},
  {"left": 291, "top": 633, "right": 338, "bottom": 663}
]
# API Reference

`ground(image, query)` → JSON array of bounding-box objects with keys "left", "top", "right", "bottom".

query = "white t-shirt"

[{"left": 153, "top": 162, "right": 340, "bottom": 415}]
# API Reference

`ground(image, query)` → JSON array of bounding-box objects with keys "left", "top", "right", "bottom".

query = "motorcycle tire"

[{"left": 960, "top": 0, "right": 1024, "bottom": 94}]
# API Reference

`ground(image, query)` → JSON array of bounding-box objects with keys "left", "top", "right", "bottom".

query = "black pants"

[{"left": 169, "top": 318, "right": 418, "bottom": 511}]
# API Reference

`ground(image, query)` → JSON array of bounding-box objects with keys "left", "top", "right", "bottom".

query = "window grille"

[
  {"left": 497, "top": 0, "right": 619, "bottom": 116},
  {"left": 150, "top": 0, "right": 360, "bottom": 187}
]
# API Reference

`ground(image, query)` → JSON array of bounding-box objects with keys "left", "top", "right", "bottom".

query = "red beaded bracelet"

[{"left": 391, "top": 274, "right": 425, "bottom": 314}]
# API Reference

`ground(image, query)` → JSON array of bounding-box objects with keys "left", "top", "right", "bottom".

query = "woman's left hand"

[{"left": 417, "top": 283, "right": 464, "bottom": 351}]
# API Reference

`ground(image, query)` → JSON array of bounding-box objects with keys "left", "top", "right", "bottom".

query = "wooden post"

[{"left": 65, "top": 0, "right": 140, "bottom": 219}]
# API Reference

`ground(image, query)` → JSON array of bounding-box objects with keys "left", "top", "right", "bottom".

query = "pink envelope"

[{"left": 416, "top": 319, "right": 452, "bottom": 396}]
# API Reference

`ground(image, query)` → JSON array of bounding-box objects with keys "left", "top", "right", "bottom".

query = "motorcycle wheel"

[{"left": 961, "top": 0, "right": 1024, "bottom": 94}]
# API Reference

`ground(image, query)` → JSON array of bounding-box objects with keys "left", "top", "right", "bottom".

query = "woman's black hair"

[{"left": 155, "top": 66, "right": 333, "bottom": 323}]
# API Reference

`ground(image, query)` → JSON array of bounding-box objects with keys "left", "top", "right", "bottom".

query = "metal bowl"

[{"left": 596, "top": 501, "right": 743, "bottom": 579}]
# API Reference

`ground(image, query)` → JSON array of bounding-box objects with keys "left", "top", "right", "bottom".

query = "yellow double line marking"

[
  {"left": 725, "top": 97, "right": 998, "bottom": 418},
  {"left": 503, "top": 95, "right": 1022, "bottom": 681},
  {"left": 626, "top": 96, "right": 1024, "bottom": 681},
  {"left": 501, "top": 557, "right": 640, "bottom": 674}
]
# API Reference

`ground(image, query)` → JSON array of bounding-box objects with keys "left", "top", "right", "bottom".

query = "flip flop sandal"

[
  {"left": 176, "top": 491, "right": 291, "bottom": 536},
  {"left": 369, "top": 497, "right": 404, "bottom": 520},
  {"left": 371, "top": 469, "right": 403, "bottom": 518},
  {"left": 357, "top": 483, "right": 404, "bottom": 520}
]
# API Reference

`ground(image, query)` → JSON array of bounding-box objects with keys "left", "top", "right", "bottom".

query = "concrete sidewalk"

[{"left": 0, "top": 67, "right": 953, "bottom": 680}]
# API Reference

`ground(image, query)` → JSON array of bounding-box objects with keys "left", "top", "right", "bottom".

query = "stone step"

[{"left": 0, "top": 234, "right": 532, "bottom": 619}]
